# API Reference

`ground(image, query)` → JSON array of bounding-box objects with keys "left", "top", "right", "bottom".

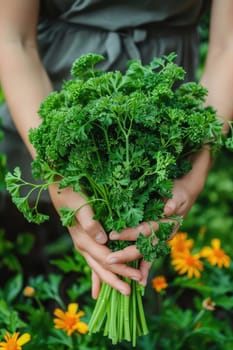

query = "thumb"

[
  {"left": 76, "top": 205, "right": 108, "bottom": 244},
  {"left": 163, "top": 198, "right": 177, "bottom": 216}
]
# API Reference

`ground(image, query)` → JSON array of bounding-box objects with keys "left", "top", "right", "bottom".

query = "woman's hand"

[
  {"left": 164, "top": 148, "right": 212, "bottom": 218},
  {"left": 48, "top": 183, "right": 142, "bottom": 299},
  {"left": 106, "top": 222, "right": 158, "bottom": 286},
  {"left": 163, "top": 175, "right": 203, "bottom": 218},
  {"left": 106, "top": 217, "right": 181, "bottom": 286}
]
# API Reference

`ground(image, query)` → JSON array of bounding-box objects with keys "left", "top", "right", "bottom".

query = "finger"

[
  {"left": 49, "top": 184, "right": 108, "bottom": 244},
  {"left": 75, "top": 204, "right": 108, "bottom": 244},
  {"left": 109, "top": 221, "right": 159, "bottom": 241},
  {"left": 164, "top": 198, "right": 188, "bottom": 217},
  {"left": 163, "top": 198, "right": 177, "bottom": 216},
  {"left": 69, "top": 225, "right": 142, "bottom": 282},
  {"left": 106, "top": 245, "right": 142, "bottom": 264},
  {"left": 163, "top": 180, "right": 190, "bottom": 217},
  {"left": 139, "top": 260, "right": 152, "bottom": 286},
  {"left": 82, "top": 251, "right": 131, "bottom": 296},
  {"left": 106, "top": 245, "right": 152, "bottom": 286},
  {"left": 160, "top": 217, "right": 183, "bottom": 239},
  {"left": 91, "top": 270, "right": 101, "bottom": 299}
]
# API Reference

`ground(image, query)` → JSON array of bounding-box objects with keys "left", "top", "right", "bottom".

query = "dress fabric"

[{"left": 0, "top": 0, "right": 204, "bottom": 197}]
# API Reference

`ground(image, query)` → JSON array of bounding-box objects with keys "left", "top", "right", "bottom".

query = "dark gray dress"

[{"left": 0, "top": 0, "right": 205, "bottom": 194}]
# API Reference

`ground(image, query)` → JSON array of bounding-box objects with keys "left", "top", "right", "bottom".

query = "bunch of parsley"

[{"left": 6, "top": 53, "right": 226, "bottom": 346}]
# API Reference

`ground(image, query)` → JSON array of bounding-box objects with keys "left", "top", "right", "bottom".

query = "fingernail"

[
  {"left": 107, "top": 258, "right": 118, "bottom": 264},
  {"left": 131, "top": 275, "right": 140, "bottom": 281},
  {"left": 109, "top": 231, "right": 119, "bottom": 239},
  {"left": 120, "top": 289, "right": 129, "bottom": 296},
  {"left": 138, "top": 279, "right": 147, "bottom": 286},
  {"left": 164, "top": 205, "right": 172, "bottom": 214},
  {"left": 95, "top": 232, "right": 105, "bottom": 243}
]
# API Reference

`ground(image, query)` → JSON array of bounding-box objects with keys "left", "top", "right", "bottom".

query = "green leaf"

[
  {"left": 59, "top": 207, "right": 77, "bottom": 227},
  {"left": 215, "top": 295, "right": 233, "bottom": 310},
  {"left": 48, "top": 329, "right": 73, "bottom": 347},
  {"left": 71, "top": 53, "right": 105, "bottom": 80},
  {"left": 172, "top": 277, "right": 213, "bottom": 293},
  {"left": 3, "top": 274, "right": 23, "bottom": 303},
  {"left": 51, "top": 255, "right": 82, "bottom": 273},
  {"left": 16, "top": 233, "right": 35, "bottom": 255},
  {"left": 187, "top": 327, "right": 226, "bottom": 344}
]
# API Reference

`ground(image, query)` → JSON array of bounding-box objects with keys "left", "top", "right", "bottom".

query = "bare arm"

[
  {"left": 0, "top": 0, "right": 52, "bottom": 157},
  {"left": 200, "top": 0, "right": 233, "bottom": 131},
  {"left": 163, "top": 0, "right": 233, "bottom": 217}
]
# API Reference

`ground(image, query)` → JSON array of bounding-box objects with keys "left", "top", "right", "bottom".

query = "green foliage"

[
  {"left": 0, "top": 229, "right": 34, "bottom": 273},
  {"left": 183, "top": 148, "right": 233, "bottom": 241},
  {"left": 136, "top": 221, "right": 174, "bottom": 262},
  {"left": 0, "top": 225, "right": 233, "bottom": 349},
  {"left": 132, "top": 228, "right": 233, "bottom": 350},
  {"left": 0, "top": 232, "right": 112, "bottom": 349},
  {"left": 0, "top": 120, "right": 6, "bottom": 190},
  {"left": 0, "top": 84, "right": 4, "bottom": 105}
]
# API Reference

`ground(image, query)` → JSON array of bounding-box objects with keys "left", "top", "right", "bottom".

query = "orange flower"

[
  {"left": 152, "top": 276, "right": 168, "bottom": 292},
  {"left": 168, "top": 232, "right": 194, "bottom": 257},
  {"left": 53, "top": 303, "right": 88, "bottom": 336},
  {"left": 0, "top": 332, "right": 31, "bottom": 350},
  {"left": 171, "top": 251, "right": 204, "bottom": 278},
  {"left": 23, "top": 286, "right": 36, "bottom": 297},
  {"left": 201, "top": 239, "right": 231, "bottom": 268}
]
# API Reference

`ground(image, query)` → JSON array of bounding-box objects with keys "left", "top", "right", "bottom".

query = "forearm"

[
  {"left": 0, "top": 42, "right": 53, "bottom": 158},
  {"left": 190, "top": 50, "right": 233, "bottom": 189},
  {"left": 193, "top": 20, "right": 233, "bottom": 178},
  {"left": 200, "top": 0, "right": 233, "bottom": 135},
  {"left": 200, "top": 48, "right": 233, "bottom": 134}
]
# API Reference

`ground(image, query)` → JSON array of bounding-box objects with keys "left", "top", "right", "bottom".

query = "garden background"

[{"left": 1, "top": 11, "right": 233, "bottom": 350}]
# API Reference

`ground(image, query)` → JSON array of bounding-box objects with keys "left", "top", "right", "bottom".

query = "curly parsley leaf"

[{"left": 6, "top": 53, "right": 232, "bottom": 262}]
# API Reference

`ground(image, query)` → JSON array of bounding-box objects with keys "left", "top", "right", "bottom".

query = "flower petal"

[
  {"left": 17, "top": 333, "right": 31, "bottom": 346},
  {"left": 211, "top": 239, "right": 220, "bottom": 249},
  {"left": 76, "top": 322, "right": 89, "bottom": 334},
  {"left": 54, "top": 308, "right": 66, "bottom": 319},
  {"left": 68, "top": 303, "right": 78, "bottom": 315}
]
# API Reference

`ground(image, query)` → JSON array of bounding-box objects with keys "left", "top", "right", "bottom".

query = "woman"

[{"left": 0, "top": 0, "right": 233, "bottom": 299}]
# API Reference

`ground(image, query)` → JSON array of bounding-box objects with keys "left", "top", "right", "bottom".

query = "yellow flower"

[
  {"left": 23, "top": 286, "right": 36, "bottom": 297},
  {"left": 168, "top": 232, "right": 194, "bottom": 257},
  {"left": 53, "top": 303, "right": 88, "bottom": 336},
  {"left": 0, "top": 332, "right": 31, "bottom": 350},
  {"left": 201, "top": 239, "right": 231, "bottom": 268},
  {"left": 152, "top": 276, "right": 168, "bottom": 292},
  {"left": 171, "top": 251, "right": 204, "bottom": 278}
]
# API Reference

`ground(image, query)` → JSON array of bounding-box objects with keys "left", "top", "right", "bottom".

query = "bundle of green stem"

[
  {"left": 6, "top": 53, "right": 227, "bottom": 346},
  {"left": 88, "top": 262, "right": 148, "bottom": 347}
]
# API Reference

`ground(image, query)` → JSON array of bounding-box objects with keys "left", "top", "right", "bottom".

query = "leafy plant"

[
  {"left": 0, "top": 229, "right": 34, "bottom": 273},
  {"left": 5, "top": 52, "right": 232, "bottom": 346},
  {"left": 0, "top": 226, "right": 233, "bottom": 350}
]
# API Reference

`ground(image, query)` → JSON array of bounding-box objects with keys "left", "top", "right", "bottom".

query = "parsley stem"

[
  {"left": 125, "top": 134, "right": 130, "bottom": 170},
  {"left": 88, "top": 261, "right": 148, "bottom": 347}
]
